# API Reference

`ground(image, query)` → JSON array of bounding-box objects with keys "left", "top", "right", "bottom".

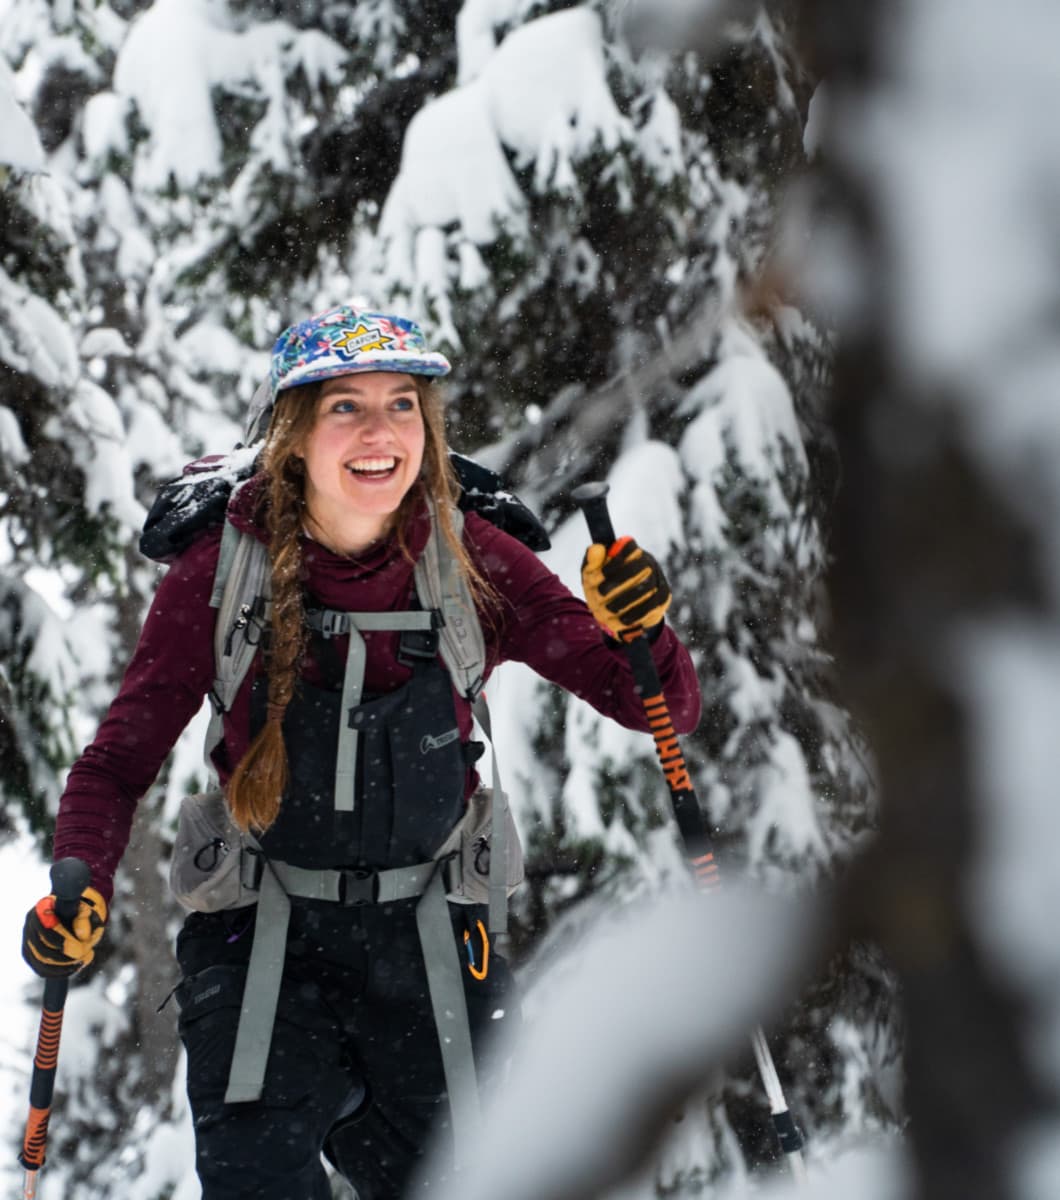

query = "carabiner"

[{"left": 463, "top": 920, "right": 490, "bottom": 981}]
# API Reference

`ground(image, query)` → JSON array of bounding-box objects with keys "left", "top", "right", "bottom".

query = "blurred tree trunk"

[
  {"left": 799, "top": 2, "right": 1052, "bottom": 1197},
  {"left": 112, "top": 547, "right": 180, "bottom": 1112},
  {"left": 121, "top": 799, "right": 181, "bottom": 1109}
]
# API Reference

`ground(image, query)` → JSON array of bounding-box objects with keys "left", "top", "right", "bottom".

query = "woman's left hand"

[{"left": 582, "top": 537, "right": 672, "bottom": 640}]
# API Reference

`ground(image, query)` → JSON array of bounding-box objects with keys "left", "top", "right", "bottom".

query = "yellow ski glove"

[
  {"left": 22, "top": 887, "right": 108, "bottom": 978},
  {"left": 582, "top": 536, "right": 672, "bottom": 639}
]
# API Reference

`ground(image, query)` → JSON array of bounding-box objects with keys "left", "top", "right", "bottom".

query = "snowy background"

[{"left": 3, "top": 0, "right": 1057, "bottom": 1196}]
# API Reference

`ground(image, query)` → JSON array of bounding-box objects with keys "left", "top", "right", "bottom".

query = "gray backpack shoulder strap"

[
  {"left": 209, "top": 518, "right": 244, "bottom": 609},
  {"left": 203, "top": 494, "right": 272, "bottom": 773},
  {"left": 415, "top": 502, "right": 515, "bottom": 931},
  {"left": 414, "top": 500, "right": 487, "bottom": 701}
]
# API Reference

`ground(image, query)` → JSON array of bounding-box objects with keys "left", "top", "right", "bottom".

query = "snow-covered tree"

[
  {"left": 1, "top": 1, "right": 889, "bottom": 1195},
  {"left": 0, "top": 46, "right": 87, "bottom": 828}
]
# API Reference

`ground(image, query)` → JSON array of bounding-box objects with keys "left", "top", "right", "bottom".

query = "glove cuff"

[{"left": 605, "top": 618, "right": 665, "bottom": 648}]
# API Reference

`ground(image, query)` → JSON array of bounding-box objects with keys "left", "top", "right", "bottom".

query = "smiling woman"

[{"left": 32, "top": 302, "right": 700, "bottom": 1200}]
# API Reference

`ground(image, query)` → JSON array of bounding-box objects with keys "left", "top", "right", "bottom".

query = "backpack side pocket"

[
  {"left": 170, "top": 788, "right": 255, "bottom": 912},
  {"left": 443, "top": 786, "right": 524, "bottom": 905}
]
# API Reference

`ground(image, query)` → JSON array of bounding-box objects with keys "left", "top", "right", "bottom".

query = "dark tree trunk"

[
  {"left": 801, "top": 1, "right": 1054, "bottom": 1196},
  {"left": 110, "top": 548, "right": 181, "bottom": 1113},
  {"left": 121, "top": 799, "right": 181, "bottom": 1110}
]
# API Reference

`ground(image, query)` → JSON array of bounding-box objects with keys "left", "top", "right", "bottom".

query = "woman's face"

[{"left": 300, "top": 371, "right": 426, "bottom": 542}]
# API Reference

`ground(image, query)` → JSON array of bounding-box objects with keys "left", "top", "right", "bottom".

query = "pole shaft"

[
  {"left": 19, "top": 857, "right": 90, "bottom": 1182},
  {"left": 572, "top": 483, "right": 805, "bottom": 1178}
]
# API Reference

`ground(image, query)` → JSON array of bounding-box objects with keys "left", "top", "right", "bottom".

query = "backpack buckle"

[
  {"left": 319, "top": 610, "right": 347, "bottom": 639},
  {"left": 240, "top": 847, "right": 265, "bottom": 891},
  {"left": 398, "top": 626, "right": 440, "bottom": 666},
  {"left": 224, "top": 596, "right": 268, "bottom": 656},
  {"left": 339, "top": 868, "right": 378, "bottom": 906},
  {"left": 441, "top": 850, "right": 463, "bottom": 894}
]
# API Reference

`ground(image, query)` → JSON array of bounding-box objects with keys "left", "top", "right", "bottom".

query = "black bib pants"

[{"left": 175, "top": 642, "right": 516, "bottom": 1199}]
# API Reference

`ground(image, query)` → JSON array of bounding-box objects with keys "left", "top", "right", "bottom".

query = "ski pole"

[
  {"left": 19, "top": 856, "right": 91, "bottom": 1200},
  {"left": 572, "top": 482, "right": 807, "bottom": 1183}
]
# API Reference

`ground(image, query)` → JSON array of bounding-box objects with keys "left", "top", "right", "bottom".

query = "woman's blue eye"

[{"left": 324, "top": 396, "right": 415, "bottom": 415}]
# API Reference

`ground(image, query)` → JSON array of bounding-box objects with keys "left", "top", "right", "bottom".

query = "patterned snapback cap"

[{"left": 269, "top": 305, "right": 451, "bottom": 396}]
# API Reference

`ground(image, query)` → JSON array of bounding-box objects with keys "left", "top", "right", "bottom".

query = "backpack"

[{"left": 143, "top": 447, "right": 549, "bottom": 936}]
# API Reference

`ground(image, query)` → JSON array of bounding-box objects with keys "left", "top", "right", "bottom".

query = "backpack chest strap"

[{"left": 304, "top": 608, "right": 436, "bottom": 813}]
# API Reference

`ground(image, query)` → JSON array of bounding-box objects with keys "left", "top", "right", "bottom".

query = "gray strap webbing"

[
  {"left": 336, "top": 624, "right": 365, "bottom": 814},
  {"left": 204, "top": 500, "right": 484, "bottom": 786},
  {"left": 416, "top": 867, "right": 481, "bottom": 1163},
  {"left": 225, "top": 856, "right": 440, "bottom": 1104},
  {"left": 472, "top": 696, "right": 509, "bottom": 935},
  {"left": 210, "top": 519, "right": 244, "bottom": 609},
  {"left": 205, "top": 519, "right": 271, "bottom": 776},
  {"left": 304, "top": 611, "right": 437, "bottom": 636},
  {"left": 415, "top": 503, "right": 486, "bottom": 700},
  {"left": 224, "top": 856, "right": 483, "bottom": 1167},
  {"left": 305, "top": 609, "right": 436, "bottom": 813},
  {"left": 224, "top": 867, "right": 289, "bottom": 1104},
  {"left": 269, "top": 859, "right": 437, "bottom": 904}
]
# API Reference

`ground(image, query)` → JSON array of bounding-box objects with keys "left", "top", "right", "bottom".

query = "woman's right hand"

[
  {"left": 22, "top": 888, "right": 108, "bottom": 978},
  {"left": 582, "top": 536, "right": 672, "bottom": 640}
]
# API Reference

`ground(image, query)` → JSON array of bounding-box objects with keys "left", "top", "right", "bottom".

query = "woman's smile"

[{"left": 346, "top": 455, "right": 399, "bottom": 480}]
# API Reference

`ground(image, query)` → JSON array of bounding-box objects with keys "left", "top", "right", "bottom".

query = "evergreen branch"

[{"left": 478, "top": 290, "right": 730, "bottom": 499}]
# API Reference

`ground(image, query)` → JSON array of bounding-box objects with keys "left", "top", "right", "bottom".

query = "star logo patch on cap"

[{"left": 332, "top": 322, "right": 395, "bottom": 359}]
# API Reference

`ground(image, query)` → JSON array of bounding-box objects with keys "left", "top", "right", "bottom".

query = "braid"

[{"left": 226, "top": 399, "right": 314, "bottom": 833}]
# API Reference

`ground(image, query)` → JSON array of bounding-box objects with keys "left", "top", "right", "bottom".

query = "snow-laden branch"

[{"left": 424, "top": 884, "right": 824, "bottom": 1200}]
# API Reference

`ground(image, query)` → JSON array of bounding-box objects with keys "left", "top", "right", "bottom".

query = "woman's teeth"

[{"left": 348, "top": 457, "right": 397, "bottom": 477}]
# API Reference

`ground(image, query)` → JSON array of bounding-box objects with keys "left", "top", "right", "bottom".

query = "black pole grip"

[
  {"left": 571, "top": 482, "right": 616, "bottom": 547},
  {"left": 770, "top": 1109, "right": 805, "bottom": 1155},
  {"left": 50, "top": 858, "right": 90, "bottom": 927}
]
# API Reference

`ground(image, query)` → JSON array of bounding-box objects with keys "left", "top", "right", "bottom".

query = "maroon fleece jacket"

[{"left": 54, "top": 480, "right": 701, "bottom": 901}]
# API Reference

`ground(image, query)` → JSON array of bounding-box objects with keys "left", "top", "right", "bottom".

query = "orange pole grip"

[{"left": 21, "top": 1105, "right": 51, "bottom": 1171}]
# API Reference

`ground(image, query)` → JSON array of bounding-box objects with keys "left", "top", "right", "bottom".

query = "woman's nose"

[{"left": 356, "top": 409, "right": 388, "bottom": 439}]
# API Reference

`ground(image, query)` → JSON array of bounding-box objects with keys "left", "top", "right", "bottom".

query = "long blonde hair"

[{"left": 226, "top": 376, "right": 495, "bottom": 833}]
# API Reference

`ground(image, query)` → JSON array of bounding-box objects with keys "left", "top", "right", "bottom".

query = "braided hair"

[{"left": 226, "top": 377, "right": 496, "bottom": 833}]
